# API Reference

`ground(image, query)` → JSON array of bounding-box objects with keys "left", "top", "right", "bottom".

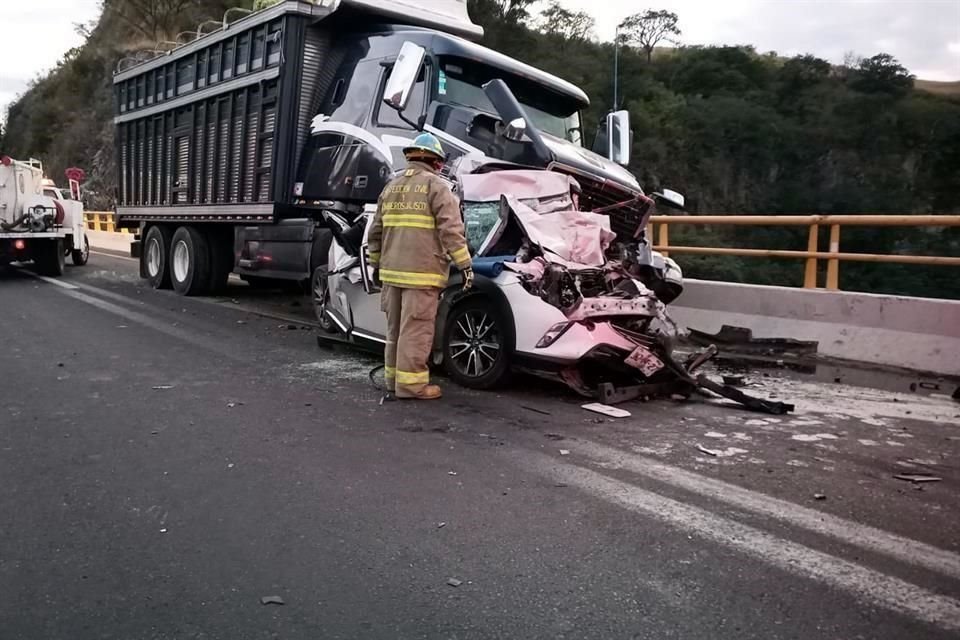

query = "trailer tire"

[
  {"left": 143, "top": 225, "right": 173, "bottom": 289},
  {"left": 35, "top": 239, "right": 66, "bottom": 276},
  {"left": 71, "top": 235, "right": 90, "bottom": 266},
  {"left": 170, "top": 226, "right": 211, "bottom": 296}
]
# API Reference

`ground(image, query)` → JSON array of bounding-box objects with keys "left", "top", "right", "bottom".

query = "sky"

[{"left": 1, "top": 0, "right": 959, "bottom": 121}]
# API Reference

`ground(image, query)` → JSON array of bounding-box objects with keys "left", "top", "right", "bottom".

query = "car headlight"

[{"left": 536, "top": 322, "right": 572, "bottom": 348}]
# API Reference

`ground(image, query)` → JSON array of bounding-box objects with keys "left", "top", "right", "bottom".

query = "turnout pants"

[{"left": 381, "top": 285, "right": 441, "bottom": 398}]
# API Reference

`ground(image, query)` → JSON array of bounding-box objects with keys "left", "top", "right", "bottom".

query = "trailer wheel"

[
  {"left": 170, "top": 226, "right": 211, "bottom": 296},
  {"left": 71, "top": 235, "right": 90, "bottom": 266},
  {"left": 143, "top": 225, "right": 173, "bottom": 289},
  {"left": 35, "top": 239, "right": 66, "bottom": 277}
]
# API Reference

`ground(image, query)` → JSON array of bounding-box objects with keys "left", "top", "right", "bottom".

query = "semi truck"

[
  {"left": 0, "top": 155, "right": 89, "bottom": 275},
  {"left": 114, "top": 0, "right": 651, "bottom": 295}
]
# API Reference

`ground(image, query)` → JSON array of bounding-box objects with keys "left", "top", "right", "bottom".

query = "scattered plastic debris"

[
  {"left": 260, "top": 595, "right": 285, "bottom": 605},
  {"left": 437, "top": 522, "right": 446, "bottom": 529},
  {"left": 152, "top": 385, "right": 174, "bottom": 390},
  {"left": 446, "top": 578, "right": 462, "bottom": 587},
  {"left": 582, "top": 403, "right": 631, "bottom": 418},
  {"left": 559, "top": 449, "right": 570, "bottom": 456},
  {"left": 696, "top": 444, "right": 719, "bottom": 457},
  {"left": 813, "top": 493, "right": 827, "bottom": 500},
  {"left": 893, "top": 474, "right": 942, "bottom": 484},
  {"left": 447, "top": 471, "right": 458, "bottom": 476}
]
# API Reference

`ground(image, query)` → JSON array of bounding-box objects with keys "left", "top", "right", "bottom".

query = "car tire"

[
  {"left": 169, "top": 226, "right": 211, "bottom": 296},
  {"left": 36, "top": 239, "right": 65, "bottom": 276},
  {"left": 143, "top": 225, "right": 173, "bottom": 289},
  {"left": 442, "top": 296, "right": 512, "bottom": 389},
  {"left": 71, "top": 235, "right": 90, "bottom": 266},
  {"left": 311, "top": 266, "right": 338, "bottom": 333}
]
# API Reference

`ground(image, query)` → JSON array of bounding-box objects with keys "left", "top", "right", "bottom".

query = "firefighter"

[{"left": 367, "top": 133, "right": 473, "bottom": 400}]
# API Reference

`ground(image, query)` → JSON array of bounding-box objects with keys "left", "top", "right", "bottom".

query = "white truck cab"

[{"left": 0, "top": 155, "right": 89, "bottom": 275}]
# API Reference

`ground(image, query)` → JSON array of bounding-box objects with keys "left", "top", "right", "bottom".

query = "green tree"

[
  {"left": 539, "top": 1, "right": 595, "bottom": 41},
  {"left": 618, "top": 9, "right": 681, "bottom": 63}
]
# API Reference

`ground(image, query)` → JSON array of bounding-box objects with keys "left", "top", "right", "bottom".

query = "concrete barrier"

[
  {"left": 87, "top": 229, "right": 134, "bottom": 255},
  {"left": 672, "top": 279, "right": 960, "bottom": 376}
]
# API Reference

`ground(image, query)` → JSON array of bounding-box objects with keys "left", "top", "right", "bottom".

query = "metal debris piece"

[
  {"left": 521, "top": 405, "right": 551, "bottom": 415},
  {"left": 446, "top": 578, "right": 462, "bottom": 587},
  {"left": 688, "top": 325, "right": 818, "bottom": 357},
  {"left": 437, "top": 522, "right": 446, "bottom": 529},
  {"left": 893, "top": 474, "right": 942, "bottom": 484},
  {"left": 696, "top": 444, "right": 719, "bottom": 457},
  {"left": 582, "top": 403, "right": 631, "bottom": 418},
  {"left": 696, "top": 375, "right": 795, "bottom": 415},
  {"left": 813, "top": 493, "right": 827, "bottom": 500},
  {"left": 260, "top": 595, "right": 285, "bottom": 605},
  {"left": 559, "top": 449, "right": 570, "bottom": 456},
  {"left": 722, "top": 375, "right": 745, "bottom": 387}
]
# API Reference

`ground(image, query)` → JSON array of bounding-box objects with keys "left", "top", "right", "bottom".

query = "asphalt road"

[{"left": 1, "top": 251, "right": 958, "bottom": 640}]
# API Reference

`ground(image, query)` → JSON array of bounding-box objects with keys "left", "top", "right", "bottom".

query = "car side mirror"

[
  {"left": 653, "top": 189, "right": 686, "bottom": 211},
  {"left": 382, "top": 42, "right": 426, "bottom": 112},
  {"left": 359, "top": 242, "right": 381, "bottom": 294},
  {"left": 607, "top": 110, "right": 631, "bottom": 166}
]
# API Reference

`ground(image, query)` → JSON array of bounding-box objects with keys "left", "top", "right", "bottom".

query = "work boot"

[{"left": 400, "top": 384, "right": 443, "bottom": 400}]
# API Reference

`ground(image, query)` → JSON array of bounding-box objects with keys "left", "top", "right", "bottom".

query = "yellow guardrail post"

[
  {"left": 803, "top": 222, "right": 820, "bottom": 288},
  {"left": 658, "top": 221, "right": 670, "bottom": 257},
  {"left": 826, "top": 224, "right": 841, "bottom": 290}
]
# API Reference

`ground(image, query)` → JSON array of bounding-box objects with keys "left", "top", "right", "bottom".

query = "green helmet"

[{"left": 403, "top": 133, "right": 445, "bottom": 160}]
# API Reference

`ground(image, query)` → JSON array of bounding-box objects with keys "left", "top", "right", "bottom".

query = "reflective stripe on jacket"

[{"left": 367, "top": 161, "right": 471, "bottom": 289}]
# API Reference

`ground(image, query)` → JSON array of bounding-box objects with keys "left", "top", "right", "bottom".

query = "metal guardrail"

[
  {"left": 647, "top": 215, "right": 960, "bottom": 290},
  {"left": 84, "top": 212, "right": 134, "bottom": 234}
]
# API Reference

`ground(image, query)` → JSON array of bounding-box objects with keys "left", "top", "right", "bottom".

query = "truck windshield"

[{"left": 437, "top": 58, "right": 583, "bottom": 146}]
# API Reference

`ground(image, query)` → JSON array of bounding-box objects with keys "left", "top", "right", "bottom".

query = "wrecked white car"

[{"left": 313, "top": 160, "right": 713, "bottom": 404}]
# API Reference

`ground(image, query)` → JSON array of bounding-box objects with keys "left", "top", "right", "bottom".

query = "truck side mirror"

[
  {"left": 382, "top": 42, "right": 426, "bottom": 112},
  {"left": 607, "top": 110, "right": 631, "bottom": 166},
  {"left": 653, "top": 188, "right": 686, "bottom": 210},
  {"left": 503, "top": 117, "right": 527, "bottom": 142}
]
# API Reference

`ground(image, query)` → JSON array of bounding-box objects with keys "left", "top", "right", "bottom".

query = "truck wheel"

[
  {"left": 143, "top": 225, "right": 173, "bottom": 289},
  {"left": 71, "top": 236, "right": 90, "bottom": 266},
  {"left": 442, "top": 296, "right": 512, "bottom": 389},
  {"left": 170, "top": 226, "right": 211, "bottom": 296},
  {"left": 206, "top": 230, "right": 233, "bottom": 294},
  {"left": 36, "top": 239, "right": 66, "bottom": 277}
]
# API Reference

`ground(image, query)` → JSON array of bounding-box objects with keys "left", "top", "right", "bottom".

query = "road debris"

[
  {"left": 559, "top": 449, "right": 570, "bottom": 456},
  {"left": 521, "top": 405, "right": 552, "bottom": 416},
  {"left": 152, "top": 385, "right": 174, "bottom": 390},
  {"left": 582, "top": 403, "right": 631, "bottom": 418},
  {"left": 696, "top": 444, "right": 719, "bottom": 457},
  {"left": 544, "top": 433, "right": 565, "bottom": 441},
  {"left": 813, "top": 493, "right": 827, "bottom": 500},
  {"left": 260, "top": 595, "right": 285, "bottom": 605},
  {"left": 447, "top": 471, "right": 457, "bottom": 476},
  {"left": 437, "top": 522, "right": 446, "bottom": 529},
  {"left": 893, "top": 474, "right": 942, "bottom": 484},
  {"left": 722, "top": 375, "right": 745, "bottom": 387},
  {"left": 446, "top": 578, "right": 463, "bottom": 587}
]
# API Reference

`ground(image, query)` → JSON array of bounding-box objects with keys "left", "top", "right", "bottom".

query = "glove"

[
  {"left": 461, "top": 266, "right": 474, "bottom": 292},
  {"left": 372, "top": 267, "right": 382, "bottom": 288}
]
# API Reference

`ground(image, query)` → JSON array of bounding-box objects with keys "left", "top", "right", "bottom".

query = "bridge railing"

[
  {"left": 647, "top": 215, "right": 960, "bottom": 290},
  {"left": 84, "top": 211, "right": 134, "bottom": 234}
]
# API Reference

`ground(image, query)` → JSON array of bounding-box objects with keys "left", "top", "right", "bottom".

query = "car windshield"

[{"left": 437, "top": 57, "right": 583, "bottom": 146}]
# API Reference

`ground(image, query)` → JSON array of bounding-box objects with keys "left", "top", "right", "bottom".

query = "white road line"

[
  {"left": 90, "top": 250, "right": 137, "bottom": 262},
  {"left": 13, "top": 267, "right": 79, "bottom": 289},
  {"left": 525, "top": 453, "right": 960, "bottom": 632},
  {"left": 570, "top": 439, "right": 960, "bottom": 581}
]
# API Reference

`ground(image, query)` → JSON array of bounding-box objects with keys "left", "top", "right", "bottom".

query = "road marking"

[
  {"left": 13, "top": 267, "right": 79, "bottom": 289},
  {"left": 525, "top": 452, "right": 960, "bottom": 632},
  {"left": 91, "top": 250, "right": 137, "bottom": 262},
  {"left": 570, "top": 439, "right": 960, "bottom": 581}
]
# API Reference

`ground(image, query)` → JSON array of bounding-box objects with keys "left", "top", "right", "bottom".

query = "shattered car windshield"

[{"left": 437, "top": 58, "right": 583, "bottom": 145}]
